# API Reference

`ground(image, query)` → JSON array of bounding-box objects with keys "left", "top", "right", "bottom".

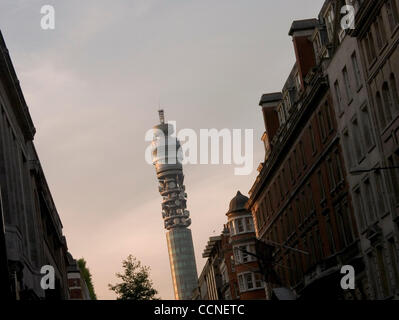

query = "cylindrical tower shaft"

[{"left": 151, "top": 110, "right": 198, "bottom": 300}]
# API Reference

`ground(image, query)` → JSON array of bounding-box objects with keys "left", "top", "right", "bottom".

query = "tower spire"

[{"left": 158, "top": 109, "right": 165, "bottom": 124}]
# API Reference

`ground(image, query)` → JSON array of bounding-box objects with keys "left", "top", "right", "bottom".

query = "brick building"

[
  {"left": 247, "top": 16, "right": 368, "bottom": 299},
  {"left": 247, "top": 0, "right": 399, "bottom": 300},
  {"left": 198, "top": 191, "right": 266, "bottom": 300},
  {"left": 66, "top": 253, "right": 92, "bottom": 300}
]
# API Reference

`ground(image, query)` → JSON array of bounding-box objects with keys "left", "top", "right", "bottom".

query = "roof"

[
  {"left": 226, "top": 191, "right": 249, "bottom": 215},
  {"left": 259, "top": 92, "right": 282, "bottom": 106},
  {"left": 202, "top": 236, "right": 222, "bottom": 258},
  {"left": 288, "top": 18, "right": 319, "bottom": 36}
]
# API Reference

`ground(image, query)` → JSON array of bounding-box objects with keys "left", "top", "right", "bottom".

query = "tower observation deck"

[{"left": 151, "top": 110, "right": 198, "bottom": 300}]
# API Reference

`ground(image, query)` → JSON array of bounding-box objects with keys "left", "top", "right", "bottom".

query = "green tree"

[
  {"left": 109, "top": 255, "right": 159, "bottom": 300},
  {"left": 77, "top": 258, "right": 97, "bottom": 300}
]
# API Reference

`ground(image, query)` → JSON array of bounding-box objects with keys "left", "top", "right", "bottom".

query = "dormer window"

[
  {"left": 283, "top": 90, "right": 292, "bottom": 113},
  {"left": 295, "top": 72, "right": 302, "bottom": 92},
  {"left": 277, "top": 102, "right": 286, "bottom": 125},
  {"left": 312, "top": 30, "right": 322, "bottom": 61},
  {"left": 229, "top": 215, "right": 254, "bottom": 236},
  {"left": 323, "top": 4, "right": 335, "bottom": 43}
]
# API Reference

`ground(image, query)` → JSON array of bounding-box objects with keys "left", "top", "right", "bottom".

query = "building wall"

[
  {"left": 349, "top": 0, "right": 399, "bottom": 299},
  {"left": 198, "top": 201, "right": 266, "bottom": 300},
  {"left": 0, "top": 30, "right": 70, "bottom": 299},
  {"left": 248, "top": 12, "right": 370, "bottom": 299}
]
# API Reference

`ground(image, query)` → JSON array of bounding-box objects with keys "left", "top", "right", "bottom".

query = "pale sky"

[{"left": 0, "top": 0, "right": 322, "bottom": 299}]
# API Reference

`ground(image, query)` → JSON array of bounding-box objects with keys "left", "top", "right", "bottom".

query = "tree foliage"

[
  {"left": 77, "top": 258, "right": 97, "bottom": 300},
  {"left": 109, "top": 255, "right": 159, "bottom": 300}
]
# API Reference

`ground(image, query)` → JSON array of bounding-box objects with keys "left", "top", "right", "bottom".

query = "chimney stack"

[
  {"left": 289, "top": 19, "right": 318, "bottom": 90},
  {"left": 258, "top": 92, "right": 282, "bottom": 158}
]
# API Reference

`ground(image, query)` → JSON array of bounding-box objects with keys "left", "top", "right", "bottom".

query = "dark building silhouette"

[
  {"left": 248, "top": 0, "right": 399, "bottom": 300},
  {"left": 0, "top": 30, "right": 74, "bottom": 299}
]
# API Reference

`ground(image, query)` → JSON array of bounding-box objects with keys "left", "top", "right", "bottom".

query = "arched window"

[
  {"left": 376, "top": 92, "right": 387, "bottom": 129},
  {"left": 389, "top": 73, "right": 399, "bottom": 114},
  {"left": 382, "top": 82, "right": 393, "bottom": 124},
  {"left": 386, "top": 0, "right": 399, "bottom": 31}
]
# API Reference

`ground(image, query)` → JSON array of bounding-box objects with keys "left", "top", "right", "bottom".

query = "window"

[
  {"left": 333, "top": 152, "right": 344, "bottom": 183},
  {"left": 343, "top": 66, "right": 352, "bottom": 102},
  {"left": 309, "top": 125, "right": 316, "bottom": 154},
  {"left": 334, "top": 80, "right": 343, "bottom": 114},
  {"left": 351, "top": 52, "right": 362, "bottom": 89},
  {"left": 315, "top": 227, "right": 323, "bottom": 259},
  {"left": 376, "top": 246, "right": 390, "bottom": 297},
  {"left": 294, "top": 149, "right": 300, "bottom": 176},
  {"left": 308, "top": 184, "right": 315, "bottom": 212},
  {"left": 220, "top": 263, "right": 229, "bottom": 285},
  {"left": 335, "top": 202, "right": 354, "bottom": 248},
  {"left": 295, "top": 72, "right": 302, "bottom": 92},
  {"left": 388, "top": 239, "right": 399, "bottom": 288},
  {"left": 351, "top": 117, "right": 363, "bottom": 162},
  {"left": 364, "top": 31, "right": 377, "bottom": 64},
  {"left": 387, "top": 155, "right": 399, "bottom": 204},
  {"left": 313, "top": 31, "right": 322, "bottom": 62},
  {"left": 237, "top": 272, "right": 263, "bottom": 292},
  {"left": 254, "top": 273, "right": 263, "bottom": 288},
  {"left": 360, "top": 105, "right": 375, "bottom": 150},
  {"left": 299, "top": 141, "right": 306, "bottom": 168},
  {"left": 324, "top": 6, "right": 335, "bottom": 42},
  {"left": 288, "top": 207, "right": 294, "bottom": 235},
  {"left": 325, "top": 103, "right": 334, "bottom": 134},
  {"left": 326, "top": 214, "right": 336, "bottom": 255},
  {"left": 233, "top": 243, "right": 256, "bottom": 264},
  {"left": 318, "top": 170, "right": 326, "bottom": 201},
  {"left": 278, "top": 175, "right": 284, "bottom": 199},
  {"left": 373, "top": 169, "right": 387, "bottom": 217},
  {"left": 327, "top": 158, "right": 336, "bottom": 191},
  {"left": 374, "top": 16, "right": 387, "bottom": 50},
  {"left": 229, "top": 221, "right": 235, "bottom": 235},
  {"left": 382, "top": 82, "right": 394, "bottom": 124},
  {"left": 367, "top": 253, "right": 379, "bottom": 298},
  {"left": 386, "top": 0, "right": 399, "bottom": 31},
  {"left": 268, "top": 191, "right": 274, "bottom": 214},
  {"left": 318, "top": 110, "right": 327, "bottom": 142},
  {"left": 353, "top": 187, "right": 366, "bottom": 230},
  {"left": 246, "top": 273, "right": 254, "bottom": 290},
  {"left": 282, "top": 169, "right": 288, "bottom": 195},
  {"left": 376, "top": 92, "right": 387, "bottom": 129},
  {"left": 363, "top": 178, "right": 377, "bottom": 224},
  {"left": 342, "top": 128, "right": 353, "bottom": 168},
  {"left": 288, "top": 157, "right": 294, "bottom": 180},
  {"left": 308, "top": 232, "right": 316, "bottom": 265},
  {"left": 236, "top": 218, "right": 244, "bottom": 233},
  {"left": 390, "top": 73, "right": 399, "bottom": 114},
  {"left": 296, "top": 198, "right": 303, "bottom": 225},
  {"left": 283, "top": 213, "right": 288, "bottom": 240},
  {"left": 238, "top": 274, "right": 245, "bottom": 292},
  {"left": 245, "top": 217, "right": 254, "bottom": 232},
  {"left": 283, "top": 90, "right": 292, "bottom": 112}
]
